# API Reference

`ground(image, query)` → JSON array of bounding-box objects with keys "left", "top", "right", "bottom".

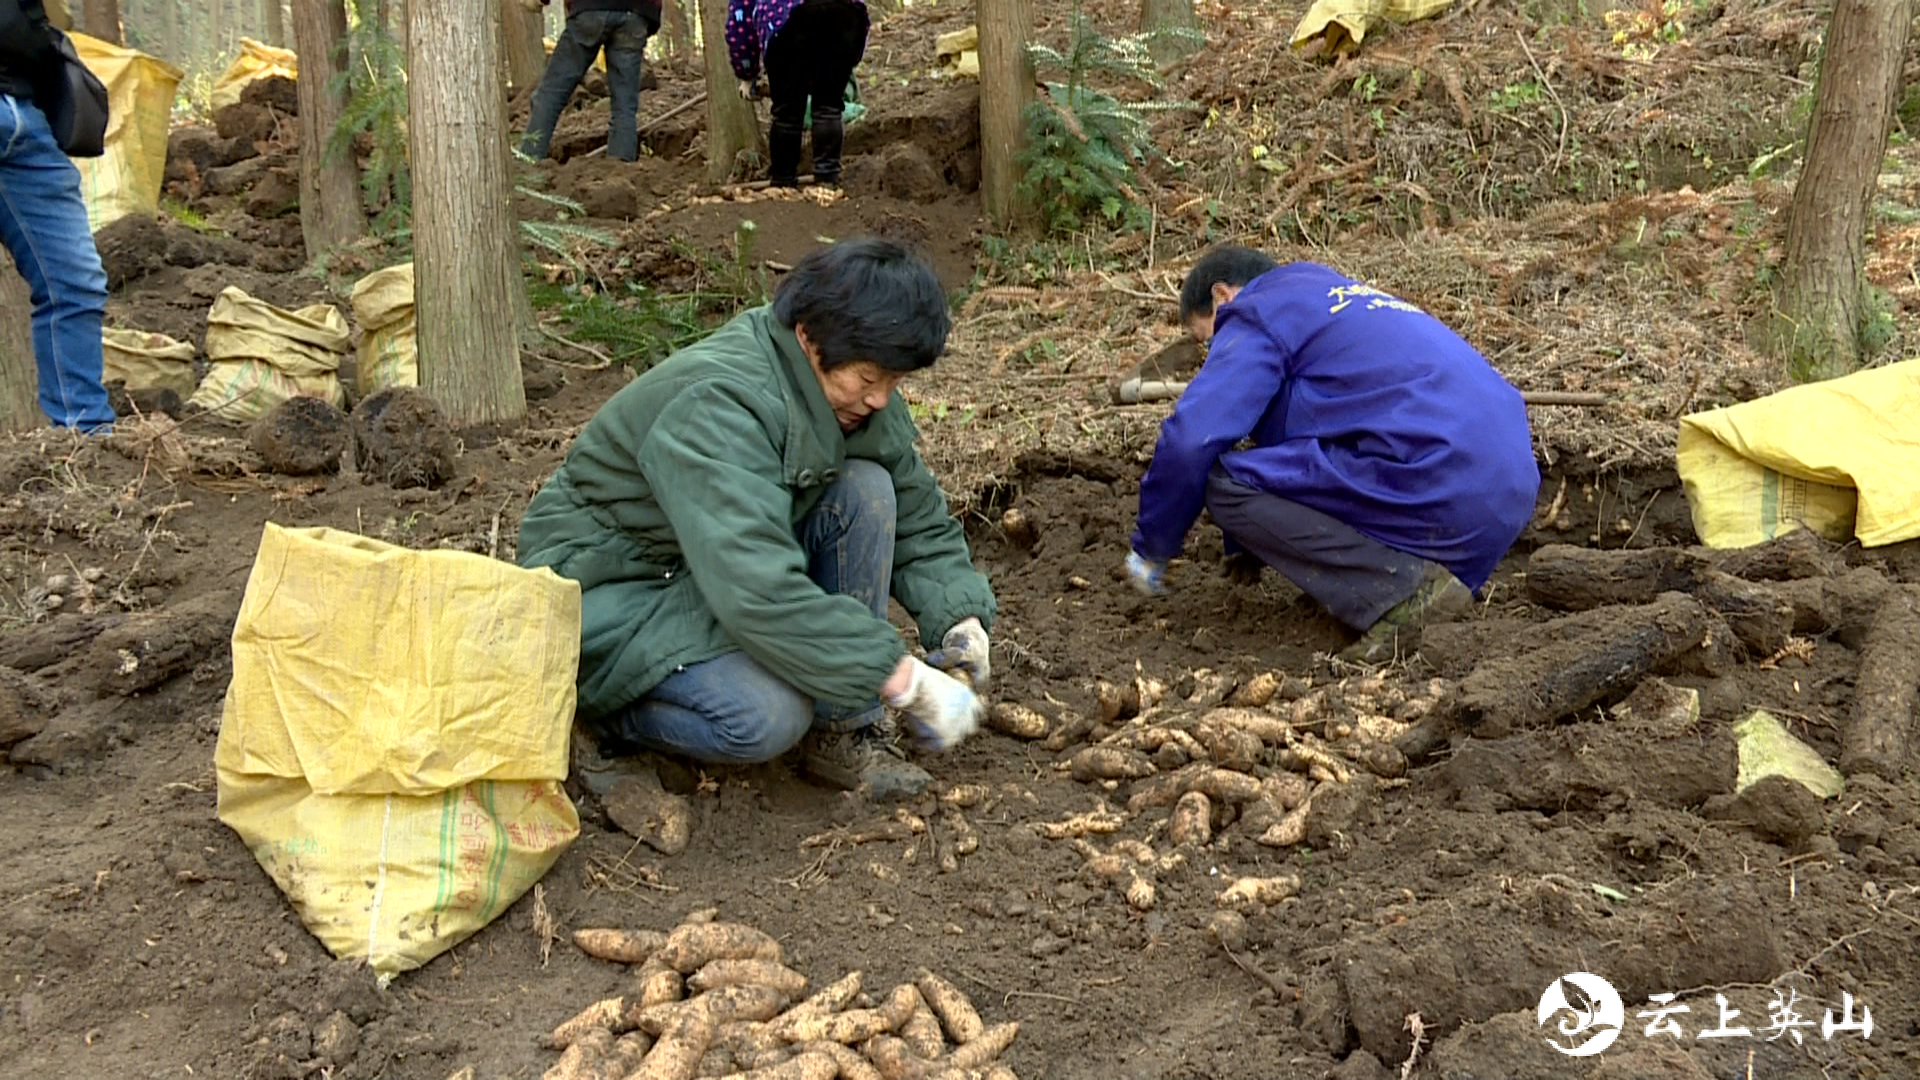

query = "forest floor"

[{"left": 5, "top": 0, "right": 1920, "bottom": 1078}]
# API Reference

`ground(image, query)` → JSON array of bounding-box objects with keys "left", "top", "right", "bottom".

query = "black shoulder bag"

[{"left": 41, "top": 29, "right": 108, "bottom": 158}]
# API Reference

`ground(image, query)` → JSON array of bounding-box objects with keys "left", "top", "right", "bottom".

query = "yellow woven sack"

[
  {"left": 1291, "top": 0, "right": 1455, "bottom": 56},
  {"left": 189, "top": 287, "right": 349, "bottom": 422},
  {"left": 215, "top": 524, "right": 583, "bottom": 982},
  {"left": 209, "top": 38, "right": 299, "bottom": 112},
  {"left": 349, "top": 263, "right": 418, "bottom": 392},
  {"left": 102, "top": 327, "right": 197, "bottom": 398},
  {"left": 70, "top": 34, "right": 184, "bottom": 232},
  {"left": 1678, "top": 359, "right": 1920, "bottom": 549}
]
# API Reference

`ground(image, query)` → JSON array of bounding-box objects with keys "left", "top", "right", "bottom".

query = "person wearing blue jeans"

[
  {"left": 0, "top": 0, "right": 114, "bottom": 431},
  {"left": 519, "top": 0, "right": 659, "bottom": 163},
  {"left": 518, "top": 239, "right": 997, "bottom": 801},
  {"left": 600, "top": 459, "right": 899, "bottom": 764}
]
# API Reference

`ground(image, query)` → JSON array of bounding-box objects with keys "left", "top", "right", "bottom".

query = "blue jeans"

[
  {"left": 599, "top": 459, "right": 896, "bottom": 764},
  {"left": 521, "top": 9, "right": 652, "bottom": 162},
  {"left": 0, "top": 94, "right": 113, "bottom": 430}
]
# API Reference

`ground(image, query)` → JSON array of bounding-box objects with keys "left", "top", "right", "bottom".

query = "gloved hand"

[
  {"left": 1222, "top": 551, "right": 1264, "bottom": 587},
  {"left": 1125, "top": 550, "right": 1168, "bottom": 596},
  {"left": 736, "top": 79, "right": 759, "bottom": 101},
  {"left": 926, "top": 617, "right": 990, "bottom": 689},
  {"left": 884, "top": 656, "right": 983, "bottom": 752}
]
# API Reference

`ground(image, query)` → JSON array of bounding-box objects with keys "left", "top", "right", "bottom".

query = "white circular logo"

[{"left": 1537, "top": 972, "right": 1625, "bottom": 1056}]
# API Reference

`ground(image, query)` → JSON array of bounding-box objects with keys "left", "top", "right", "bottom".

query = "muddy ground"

[{"left": 5, "top": 0, "right": 1920, "bottom": 1078}]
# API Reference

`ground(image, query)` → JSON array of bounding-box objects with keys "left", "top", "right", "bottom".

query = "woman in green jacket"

[{"left": 518, "top": 239, "right": 995, "bottom": 800}]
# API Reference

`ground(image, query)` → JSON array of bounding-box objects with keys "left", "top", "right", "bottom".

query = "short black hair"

[
  {"left": 1179, "top": 244, "right": 1280, "bottom": 323},
  {"left": 773, "top": 238, "right": 951, "bottom": 372}
]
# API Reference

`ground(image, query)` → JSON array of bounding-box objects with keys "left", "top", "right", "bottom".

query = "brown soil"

[{"left": 7, "top": 1, "right": 1920, "bottom": 1078}]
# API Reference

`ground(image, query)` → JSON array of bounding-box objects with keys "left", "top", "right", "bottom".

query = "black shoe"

[{"left": 802, "top": 715, "right": 931, "bottom": 800}]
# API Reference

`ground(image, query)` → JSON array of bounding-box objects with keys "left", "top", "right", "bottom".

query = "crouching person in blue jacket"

[{"left": 1125, "top": 245, "right": 1540, "bottom": 662}]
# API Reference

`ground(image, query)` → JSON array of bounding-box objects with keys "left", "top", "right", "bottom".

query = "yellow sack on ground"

[
  {"left": 215, "top": 524, "right": 584, "bottom": 982},
  {"left": 1291, "top": 0, "right": 1455, "bottom": 56},
  {"left": 189, "top": 286, "right": 350, "bottom": 422},
  {"left": 1677, "top": 359, "right": 1920, "bottom": 549},
  {"left": 209, "top": 38, "right": 299, "bottom": 112},
  {"left": 349, "top": 263, "right": 418, "bottom": 392},
  {"left": 934, "top": 26, "right": 979, "bottom": 78},
  {"left": 70, "top": 34, "right": 183, "bottom": 232},
  {"left": 102, "top": 327, "right": 197, "bottom": 398}
]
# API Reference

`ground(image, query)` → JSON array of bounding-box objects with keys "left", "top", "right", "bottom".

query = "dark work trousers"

[
  {"left": 763, "top": 0, "right": 868, "bottom": 185},
  {"left": 521, "top": 9, "right": 654, "bottom": 162},
  {"left": 1205, "top": 467, "right": 1431, "bottom": 631}
]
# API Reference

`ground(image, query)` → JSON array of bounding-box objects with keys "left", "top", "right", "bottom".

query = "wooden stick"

[
  {"left": 581, "top": 93, "right": 710, "bottom": 158},
  {"left": 1842, "top": 586, "right": 1920, "bottom": 781}
]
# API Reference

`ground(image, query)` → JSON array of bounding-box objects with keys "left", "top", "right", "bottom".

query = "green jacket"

[{"left": 517, "top": 306, "right": 997, "bottom": 720}]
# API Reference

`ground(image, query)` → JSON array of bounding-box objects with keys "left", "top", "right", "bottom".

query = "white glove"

[
  {"left": 927, "top": 617, "right": 990, "bottom": 689},
  {"left": 737, "top": 79, "right": 758, "bottom": 101},
  {"left": 1125, "top": 550, "right": 1168, "bottom": 596},
  {"left": 885, "top": 656, "right": 982, "bottom": 752}
]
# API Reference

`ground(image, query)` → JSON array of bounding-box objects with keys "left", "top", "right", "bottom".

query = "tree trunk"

[
  {"left": 659, "top": 0, "right": 691, "bottom": 60},
  {"left": 293, "top": 0, "right": 367, "bottom": 257},
  {"left": 409, "top": 0, "right": 528, "bottom": 427},
  {"left": 700, "top": 0, "right": 761, "bottom": 183},
  {"left": 503, "top": 0, "right": 545, "bottom": 92},
  {"left": 978, "top": 0, "right": 1034, "bottom": 228},
  {"left": 82, "top": 0, "right": 121, "bottom": 43},
  {"left": 0, "top": 254, "right": 42, "bottom": 432},
  {"left": 263, "top": 0, "right": 284, "bottom": 46},
  {"left": 1139, "top": 0, "right": 1198, "bottom": 64},
  {"left": 1770, "top": 0, "right": 1911, "bottom": 383}
]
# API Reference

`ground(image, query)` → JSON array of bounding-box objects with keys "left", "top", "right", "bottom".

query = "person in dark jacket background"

[
  {"left": 518, "top": 239, "right": 995, "bottom": 801},
  {"left": 1126, "top": 245, "right": 1540, "bottom": 662},
  {"left": 725, "top": 0, "right": 867, "bottom": 187},
  {"left": 0, "top": 0, "right": 114, "bottom": 430},
  {"left": 518, "top": 0, "right": 659, "bottom": 163}
]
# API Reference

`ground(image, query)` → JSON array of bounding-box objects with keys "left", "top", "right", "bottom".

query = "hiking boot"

[
  {"left": 567, "top": 725, "right": 694, "bottom": 805},
  {"left": 803, "top": 715, "right": 932, "bottom": 801},
  {"left": 1338, "top": 564, "right": 1475, "bottom": 664}
]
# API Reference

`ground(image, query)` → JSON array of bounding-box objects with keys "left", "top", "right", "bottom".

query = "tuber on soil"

[
  {"left": 733, "top": 1050, "right": 836, "bottom": 1079},
  {"left": 1226, "top": 672, "right": 1280, "bottom": 707},
  {"left": 631, "top": 1005, "right": 718, "bottom": 1080},
  {"left": 687, "top": 960, "right": 809, "bottom": 1000},
  {"left": 1184, "top": 767, "right": 1263, "bottom": 804},
  {"left": 900, "top": 1003, "right": 946, "bottom": 1059},
  {"left": 915, "top": 970, "right": 984, "bottom": 1044},
  {"left": 547, "top": 995, "right": 629, "bottom": 1050},
  {"left": 1041, "top": 708, "right": 1100, "bottom": 752},
  {"left": 1219, "top": 875, "right": 1302, "bottom": 910},
  {"left": 774, "top": 971, "right": 862, "bottom": 1030},
  {"left": 804, "top": 1040, "right": 884, "bottom": 1080},
  {"left": 1167, "top": 790, "right": 1213, "bottom": 848},
  {"left": 1124, "top": 873, "right": 1157, "bottom": 911},
  {"left": 1841, "top": 586, "right": 1920, "bottom": 780},
  {"left": 1067, "top": 745, "right": 1156, "bottom": 782},
  {"left": 573, "top": 927, "right": 668, "bottom": 965},
  {"left": 987, "top": 702, "right": 1049, "bottom": 740},
  {"left": 1030, "top": 805, "right": 1126, "bottom": 839},
  {"left": 656, "top": 922, "right": 785, "bottom": 973},
  {"left": 634, "top": 957, "right": 687, "bottom": 1009},
  {"left": 943, "top": 1022, "right": 1018, "bottom": 1070},
  {"left": 542, "top": 1026, "right": 613, "bottom": 1080},
  {"left": 1524, "top": 533, "right": 1841, "bottom": 611},
  {"left": 940, "top": 783, "right": 990, "bottom": 808}
]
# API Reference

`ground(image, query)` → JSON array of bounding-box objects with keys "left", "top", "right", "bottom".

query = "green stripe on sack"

[
  {"left": 433, "top": 787, "right": 457, "bottom": 912},
  {"left": 480, "top": 783, "right": 509, "bottom": 920},
  {"left": 1760, "top": 469, "right": 1779, "bottom": 540}
]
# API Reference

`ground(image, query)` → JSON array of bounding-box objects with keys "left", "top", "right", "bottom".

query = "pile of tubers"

[{"left": 546, "top": 911, "right": 1020, "bottom": 1080}]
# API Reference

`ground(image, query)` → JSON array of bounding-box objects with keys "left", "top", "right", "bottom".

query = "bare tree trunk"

[
  {"left": 978, "top": 0, "right": 1033, "bottom": 228},
  {"left": 393, "top": 0, "right": 410, "bottom": 67},
  {"left": 659, "top": 0, "right": 690, "bottom": 61},
  {"left": 82, "top": 0, "right": 121, "bottom": 42},
  {"left": 503, "top": 0, "right": 545, "bottom": 92},
  {"left": 0, "top": 255, "right": 42, "bottom": 432},
  {"left": 263, "top": 0, "right": 284, "bottom": 46},
  {"left": 700, "top": 0, "right": 761, "bottom": 183},
  {"left": 1138, "top": 0, "right": 1198, "bottom": 64},
  {"left": 293, "top": 0, "right": 367, "bottom": 257},
  {"left": 409, "top": 0, "right": 528, "bottom": 426},
  {"left": 1770, "top": 0, "right": 1911, "bottom": 383}
]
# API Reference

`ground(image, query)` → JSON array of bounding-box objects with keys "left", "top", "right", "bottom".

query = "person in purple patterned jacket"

[{"left": 725, "top": 0, "right": 868, "bottom": 187}]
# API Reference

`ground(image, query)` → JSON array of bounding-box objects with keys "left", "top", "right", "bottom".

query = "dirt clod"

[
  {"left": 250, "top": 396, "right": 351, "bottom": 476},
  {"left": 351, "top": 387, "right": 458, "bottom": 490}
]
